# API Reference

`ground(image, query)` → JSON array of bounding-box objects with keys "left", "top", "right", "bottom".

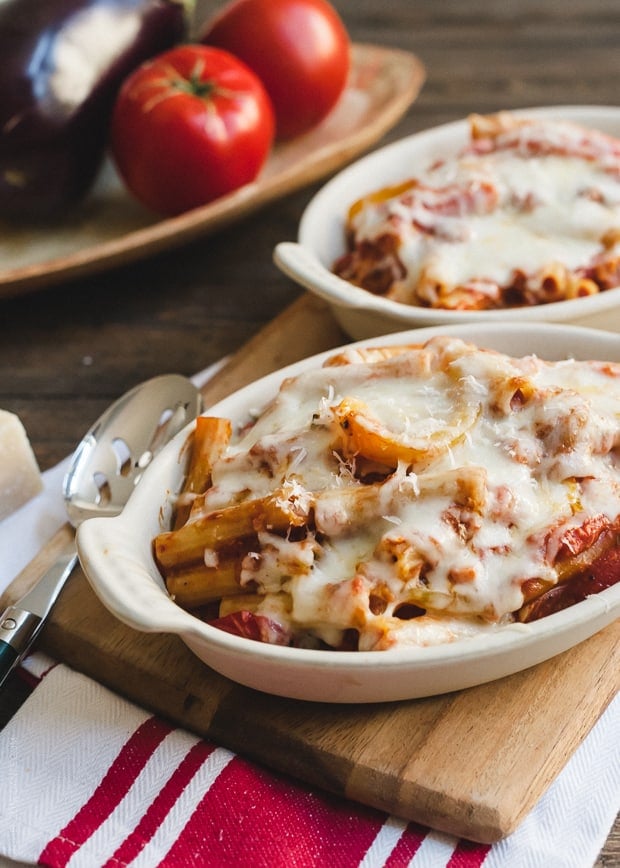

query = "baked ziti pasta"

[
  {"left": 334, "top": 112, "right": 620, "bottom": 310},
  {"left": 154, "top": 336, "right": 620, "bottom": 650}
]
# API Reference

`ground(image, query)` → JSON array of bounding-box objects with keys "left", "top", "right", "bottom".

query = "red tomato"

[
  {"left": 201, "top": 0, "right": 350, "bottom": 140},
  {"left": 110, "top": 45, "right": 275, "bottom": 216}
]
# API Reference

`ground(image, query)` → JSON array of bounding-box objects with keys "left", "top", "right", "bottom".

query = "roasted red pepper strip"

[
  {"left": 209, "top": 611, "right": 291, "bottom": 645},
  {"left": 519, "top": 544, "right": 620, "bottom": 622}
]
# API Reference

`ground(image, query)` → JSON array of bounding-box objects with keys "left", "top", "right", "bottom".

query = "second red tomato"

[
  {"left": 110, "top": 45, "right": 275, "bottom": 216},
  {"left": 201, "top": 0, "right": 350, "bottom": 140}
]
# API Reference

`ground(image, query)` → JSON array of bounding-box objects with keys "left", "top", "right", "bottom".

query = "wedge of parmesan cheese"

[{"left": 0, "top": 410, "right": 43, "bottom": 521}]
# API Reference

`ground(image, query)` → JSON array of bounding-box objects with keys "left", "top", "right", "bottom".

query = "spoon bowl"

[{"left": 64, "top": 375, "right": 201, "bottom": 525}]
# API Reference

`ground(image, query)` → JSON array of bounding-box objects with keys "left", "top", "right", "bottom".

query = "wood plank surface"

[{"left": 2, "top": 295, "right": 618, "bottom": 845}]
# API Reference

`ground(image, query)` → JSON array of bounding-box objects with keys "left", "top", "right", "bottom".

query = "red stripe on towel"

[
  {"left": 162, "top": 754, "right": 385, "bottom": 867},
  {"left": 447, "top": 839, "right": 492, "bottom": 867},
  {"left": 39, "top": 717, "right": 173, "bottom": 868},
  {"left": 14, "top": 667, "right": 38, "bottom": 690},
  {"left": 384, "top": 822, "right": 428, "bottom": 865},
  {"left": 104, "top": 740, "right": 216, "bottom": 868},
  {"left": 16, "top": 656, "right": 58, "bottom": 688}
]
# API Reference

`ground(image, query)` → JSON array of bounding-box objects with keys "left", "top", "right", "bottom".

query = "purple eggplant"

[{"left": 0, "top": 0, "right": 190, "bottom": 220}]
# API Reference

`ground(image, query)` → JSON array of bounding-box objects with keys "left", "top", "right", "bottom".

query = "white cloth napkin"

[{"left": 0, "top": 370, "right": 618, "bottom": 867}]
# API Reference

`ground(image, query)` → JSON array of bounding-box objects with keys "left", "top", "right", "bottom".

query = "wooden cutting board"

[{"left": 3, "top": 294, "right": 618, "bottom": 844}]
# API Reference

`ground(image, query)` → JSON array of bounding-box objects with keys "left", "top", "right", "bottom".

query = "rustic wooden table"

[{"left": 0, "top": 0, "right": 617, "bottom": 861}]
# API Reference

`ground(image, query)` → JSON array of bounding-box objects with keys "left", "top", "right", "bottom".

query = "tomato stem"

[{"left": 165, "top": 60, "right": 243, "bottom": 103}]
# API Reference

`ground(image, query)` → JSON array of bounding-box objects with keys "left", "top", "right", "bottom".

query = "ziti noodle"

[
  {"left": 154, "top": 336, "right": 620, "bottom": 650},
  {"left": 334, "top": 111, "right": 620, "bottom": 310}
]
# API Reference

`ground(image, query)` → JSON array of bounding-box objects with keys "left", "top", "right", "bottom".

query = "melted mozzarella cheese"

[
  {"left": 199, "top": 337, "right": 620, "bottom": 649},
  {"left": 396, "top": 153, "right": 620, "bottom": 288},
  {"left": 341, "top": 115, "right": 620, "bottom": 308}
]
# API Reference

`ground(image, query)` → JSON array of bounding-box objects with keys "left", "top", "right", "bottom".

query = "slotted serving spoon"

[{"left": 0, "top": 374, "right": 201, "bottom": 687}]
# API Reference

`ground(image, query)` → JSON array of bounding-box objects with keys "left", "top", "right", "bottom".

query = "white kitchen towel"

[{"left": 0, "top": 657, "right": 617, "bottom": 868}]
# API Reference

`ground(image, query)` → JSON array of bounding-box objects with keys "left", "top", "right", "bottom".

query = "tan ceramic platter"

[{"left": 0, "top": 44, "right": 424, "bottom": 299}]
